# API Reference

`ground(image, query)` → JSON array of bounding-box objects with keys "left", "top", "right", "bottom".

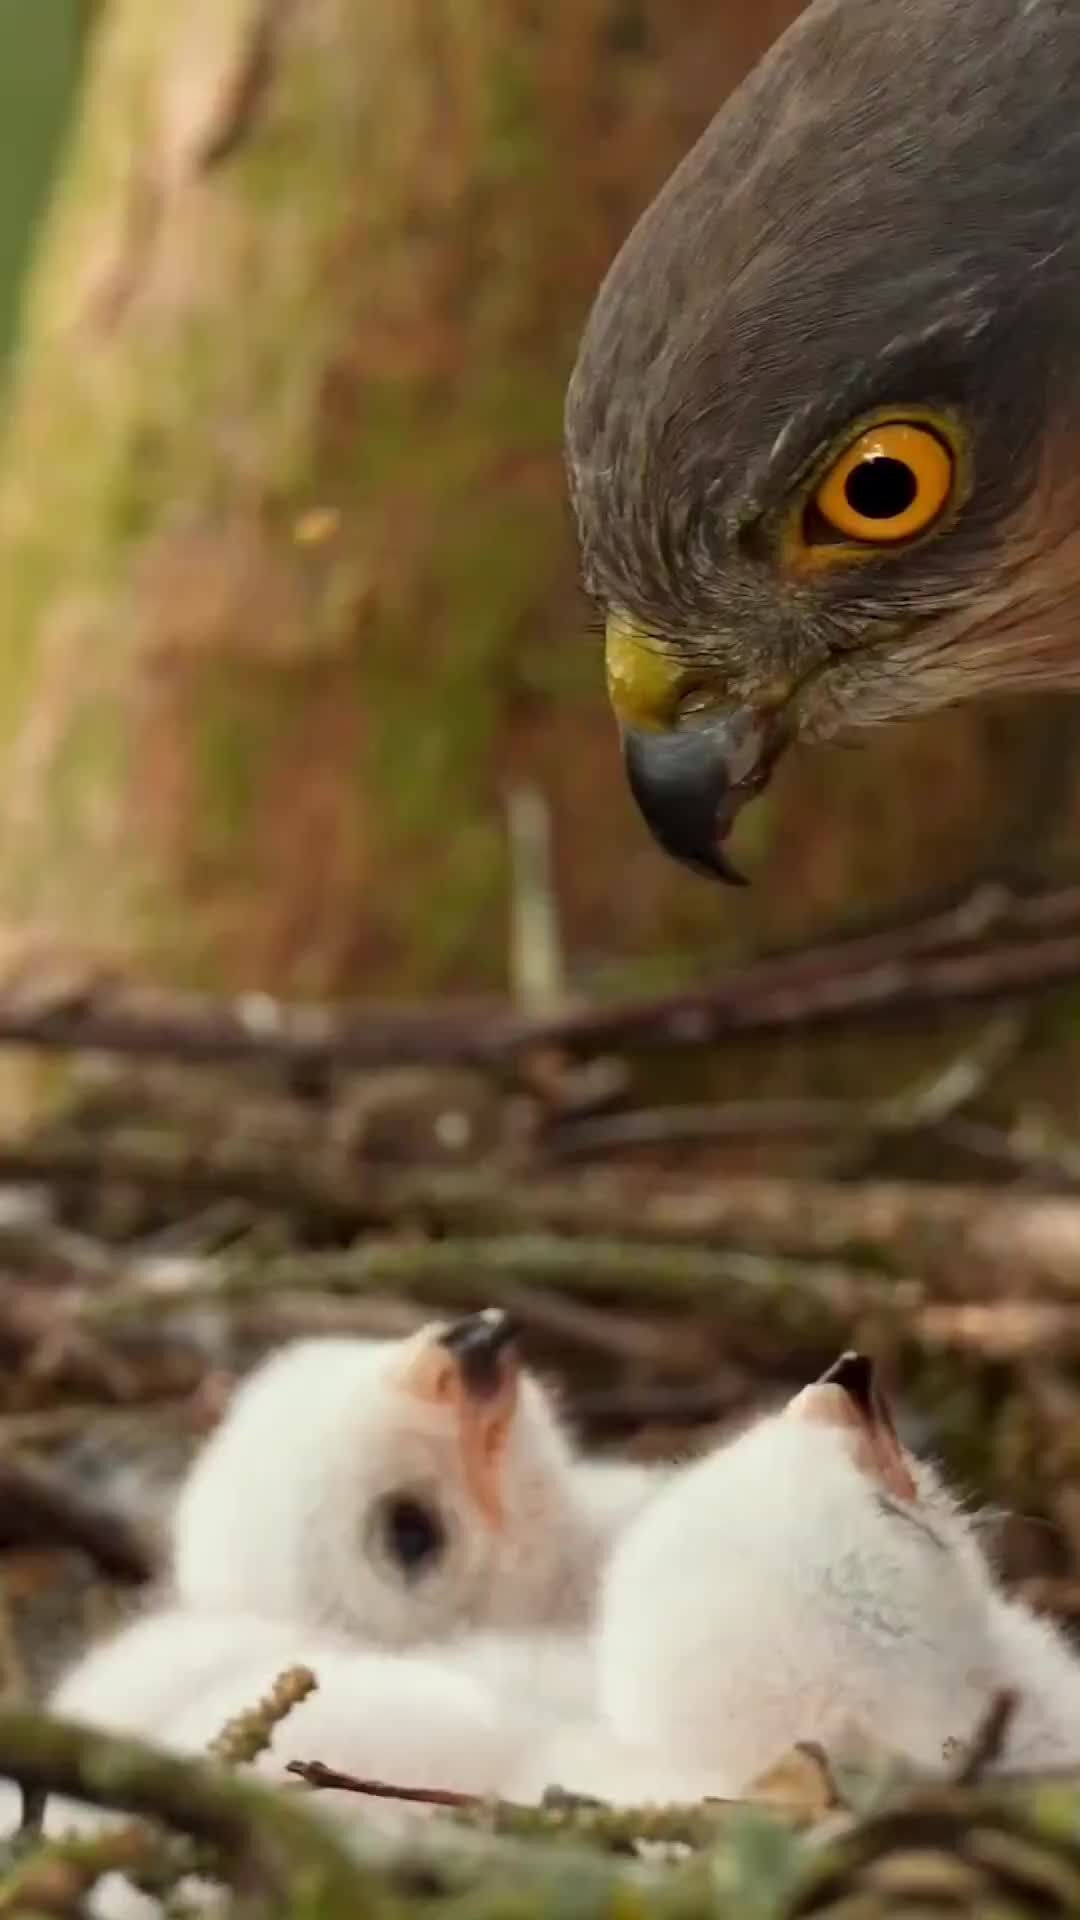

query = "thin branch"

[
  {"left": 79, "top": 1232, "right": 1080, "bottom": 1370},
  {"left": 506, "top": 784, "right": 567, "bottom": 1014},
  {"left": 0, "top": 1708, "right": 801, "bottom": 1912},
  {"left": 208, "top": 1666, "right": 316, "bottom": 1767},
  {"left": 86, "top": 1233, "right": 897, "bottom": 1346},
  {"left": 0, "top": 1710, "right": 376, "bottom": 1916},
  {"left": 287, "top": 1759, "right": 477, "bottom": 1809},
  {"left": 0, "top": 1821, "right": 162, "bottom": 1916},
  {"left": 50, "top": 1162, "right": 1080, "bottom": 1346},
  {"left": 952, "top": 1691, "right": 1018, "bottom": 1785},
  {"left": 545, "top": 1015, "right": 1031, "bottom": 1168},
  {"left": 0, "top": 884, "right": 1079, "bottom": 1072},
  {"left": 284, "top": 1759, "right": 765, "bottom": 1848},
  {"left": 0, "top": 1455, "right": 153, "bottom": 1584}
]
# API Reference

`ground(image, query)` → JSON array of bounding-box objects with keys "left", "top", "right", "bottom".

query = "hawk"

[{"left": 566, "top": 0, "right": 1080, "bottom": 881}]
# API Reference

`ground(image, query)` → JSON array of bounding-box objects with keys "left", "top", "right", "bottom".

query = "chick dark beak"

[
  {"left": 818, "top": 1350, "right": 876, "bottom": 1416},
  {"left": 437, "top": 1309, "right": 519, "bottom": 1400},
  {"left": 622, "top": 711, "right": 785, "bottom": 883},
  {"left": 814, "top": 1349, "right": 917, "bottom": 1503}
]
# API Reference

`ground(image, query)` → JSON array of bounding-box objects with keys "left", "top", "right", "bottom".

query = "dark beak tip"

[
  {"left": 819, "top": 1350, "right": 876, "bottom": 1416},
  {"left": 438, "top": 1309, "right": 519, "bottom": 1395},
  {"left": 620, "top": 716, "right": 779, "bottom": 887}
]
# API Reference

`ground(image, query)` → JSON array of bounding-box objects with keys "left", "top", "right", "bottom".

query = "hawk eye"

[
  {"left": 810, "top": 420, "right": 954, "bottom": 546},
  {"left": 376, "top": 1494, "right": 447, "bottom": 1580}
]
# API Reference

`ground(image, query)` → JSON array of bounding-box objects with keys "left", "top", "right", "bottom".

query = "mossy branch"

[
  {"left": 0, "top": 1707, "right": 799, "bottom": 1920},
  {"left": 87, "top": 1229, "right": 889, "bottom": 1334},
  {"left": 208, "top": 1664, "right": 317, "bottom": 1766},
  {"left": 0, "top": 1710, "right": 367, "bottom": 1915},
  {"left": 6, "top": 1710, "right": 1080, "bottom": 1920},
  {"left": 0, "top": 881, "right": 1076, "bottom": 1072}
]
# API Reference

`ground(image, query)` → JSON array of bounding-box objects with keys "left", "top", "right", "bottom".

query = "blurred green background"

[{"left": 0, "top": 1, "right": 83, "bottom": 379}]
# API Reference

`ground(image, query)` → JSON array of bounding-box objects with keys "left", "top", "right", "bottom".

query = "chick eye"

[
  {"left": 810, "top": 421, "right": 954, "bottom": 545},
  {"left": 376, "top": 1494, "right": 446, "bottom": 1580}
]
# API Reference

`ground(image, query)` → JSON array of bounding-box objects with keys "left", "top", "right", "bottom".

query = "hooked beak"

[
  {"left": 398, "top": 1310, "right": 520, "bottom": 1531},
  {"left": 790, "top": 1350, "right": 917, "bottom": 1503},
  {"left": 437, "top": 1308, "right": 519, "bottom": 1400},
  {"left": 606, "top": 612, "right": 791, "bottom": 883}
]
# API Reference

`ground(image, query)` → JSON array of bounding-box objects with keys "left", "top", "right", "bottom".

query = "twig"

[
  {"left": 0, "top": 1455, "right": 153, "bottom": 1584},
  {"left": 546, "top": 1099, "right": 877, "bottom": 1158},
  {"left": 546, "top": 1015, "right": 1028, "bottom": 1161},
  {"left": 282, "top": 1758, "right": 818, "bottom": 1850},
  {"left": 912, "top": 1300, "right": 1080, "bottom": 1360},
  {"left": 568, "top": 1376, "right": 757, "bottom": 1429},
  {"left": 209, "top": 1666, "right": 316, "bottom": 1767},
  {"left": 952, "top": 1691, "right": 1018, "bottom": 1785},
  {"left": 0, "top": 1821, "right": 161, "bottom": 1915},
  {"left": 83, "top": 1234, "right": 904, "bottom": 1339},
  {"left": 0, "top": 1708, "right": 787, "bottom": 1910},
  {"left": 506, "top": 785, "right": 566, "bottom": 1014},
  {"left": 73, "top": 1166, "right": 1080, "bottom": 1305},
  {"left": 499, "top": 1283, "right": 707, "bottom": 1367},
  {"left": 0, "top": 1709, "right": 377, "bottom": 1916},
  {"left": 0, "top": 884, "right": 1078, "bottom": 1072},
  {"left": 284, "top": 1760, "right": 768, "bottom": 1848},
  {"left": 287, "top": 1758, "right": 477, "bottom": 1809},
  {"left": 17, "top": 1782, "right": 47, "bottom": 1837}
]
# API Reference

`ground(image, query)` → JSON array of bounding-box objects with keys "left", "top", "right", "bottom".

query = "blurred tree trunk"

[
  {"left": 0, "top": 1, "right": 85, "bottom": 381},
  {"left": 0, "top": 0, "right": 1075, "bottom": 1015}
]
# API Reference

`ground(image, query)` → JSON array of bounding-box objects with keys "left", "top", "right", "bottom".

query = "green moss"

[{"left": 0, "top": 0, "right": 84, "bottom": 380}]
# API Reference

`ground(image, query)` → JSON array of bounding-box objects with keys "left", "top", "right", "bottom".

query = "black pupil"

[
  {"left": 383, "top": 1496, "right": 445, "bottom": 1578},
  {"left": 843, "top": 455, "right": 918, "bottom": 521}
]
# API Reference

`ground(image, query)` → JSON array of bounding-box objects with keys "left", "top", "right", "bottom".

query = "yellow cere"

[{"left": 604, "top": 610, "right": 691, "bottom": 731}]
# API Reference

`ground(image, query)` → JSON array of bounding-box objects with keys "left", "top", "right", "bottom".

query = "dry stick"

[
  {"left": 288, "top": 1166, "right": 1080, "bottom": 1276},
  {"left": 5, "top": 1041, "right": 1070, "bottom": 1263},
  {"left": 0, "top": 1709, "right": 378, "bottom": 1917},
  {"left": 83, "top": 1235, "right": 905, "bottom": 1334},
  {"left": 548, "top": 1006, "right": 1027, "bottom": 1161},
  {"left": 0, "top": 1708, "right": 770, "bottom": 1905},
  {"left": 78, "top": 1228, "right": 1080, "bottom": 1357},
  {"left": 547, "top": 1107, "right": 1080, "bottom": 1190},
  {"left": 3, "top": 884, "right": 1080, "bottom": 1073},
  {"left": 76, "top": 1169, "right": 1080, "bottom": 1301},
  {"left": 953, "top": 1691, "right": 1018, "bottom": 1786},
  {"left": 208, "top": 1666, "right": 317, "bottom": 1767},
  {"left": 287, "top": 1759, "right": 478, "bottom": 1810},
  {"left": 0, "top": 1027, "right": 1033, "bottom": 1251},
  {"left": 283, "top": 1760, "right": 769, "bottom": 1849},
  {"left": 0, "top": 1454, "right": 153, "bottom": 1584},
  {"left": 0, "top": 1822, "right": 164, "bottom": 1917}
]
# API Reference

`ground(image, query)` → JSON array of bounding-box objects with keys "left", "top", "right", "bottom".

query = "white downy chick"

[
  {"left": 32, "top": 1608, "right": 530, "bottom": 1920},
  {"left": 597, "top": 1353, "right": 1005, "bottom": 1790},
  {"left": 983, "top": 1591, "right": 1080, "bottom": 1770},
  {"left": 571, "top": 1456, "right": 669, "bottom": 1551},
  {"left": 172, "top": 1310, "right": 609, "bottom": 1643},
  {"left": 49, "top": 1608, "right": 626, "bottom": 1815},
  {"left": 46, "top": 1613, "right": 714, "bottom": 1847},
  {"left": 347, "top": 1624, "right": 718, "bottom": 1808},
  {"left": 33, "top": 1612, "right": 723, "bottom": 1920},
  {"left": 42, "top": 1612, "right": 526, "bottom": 1820}
]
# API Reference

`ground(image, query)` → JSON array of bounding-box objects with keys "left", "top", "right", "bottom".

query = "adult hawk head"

[{"left": 566, "top": 0, "right": 1080, "bottom": 881}]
